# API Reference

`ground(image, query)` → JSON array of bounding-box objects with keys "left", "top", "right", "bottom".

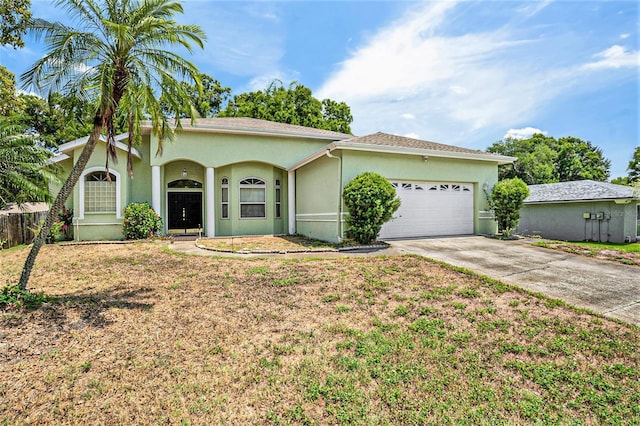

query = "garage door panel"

[{"left": 379, "top": 181, "right": 474, "bottom": 239}]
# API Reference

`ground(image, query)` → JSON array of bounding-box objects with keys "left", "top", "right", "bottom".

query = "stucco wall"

[
  {"left": 130, "top": 135, "right": 152, "bottom": 204},
  {"left": 150, "top": 131, "right": 330, "bottom": 169},
  {"left": 66, "top": 142, "right": 135, "bottom": 240},
  {"left": 208, "top": 162, "right": 286, "bottom": 237},
  {"left": 518, "top": 201, "right": 638, "bottom": 243},
  {"left": 295, "top": 155, "right": 342, "bottom": 242},
  {"left": 340, "top": 150, "right": 500, "bottom": 236}
]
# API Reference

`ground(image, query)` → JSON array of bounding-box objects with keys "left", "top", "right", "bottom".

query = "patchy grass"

[
  {"left": 533, "top": 240, "right": 640, "bottom": 266},
  {"left": 198, "top": 235, "right": 338, "bottom": 252},
  {"left": 1, "top": 242, "right": 638, "bottom": 424}
]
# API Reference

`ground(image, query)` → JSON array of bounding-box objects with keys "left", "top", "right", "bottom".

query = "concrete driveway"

[{"left": 389, "top": 236, "right": 639, "bottom": 326}]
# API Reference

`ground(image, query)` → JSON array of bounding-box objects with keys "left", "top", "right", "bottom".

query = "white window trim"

[
  {"left": 239, "top": 177, "right": 266, "bottom": 219},
  {"left": 221, "top": 176, "right": 229, "bottom": 220},
  {"left": 79, "top": 166, "right": 122, "bottom": 219},
  {"left": 275, "top": 179, "right": 281, "bottom": 219}
]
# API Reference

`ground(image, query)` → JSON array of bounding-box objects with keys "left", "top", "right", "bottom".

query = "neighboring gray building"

[{"left": 517, "top": 180, "right": 639, "bottom": 243}]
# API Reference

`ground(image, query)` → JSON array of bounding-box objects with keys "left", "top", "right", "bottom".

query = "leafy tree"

[
  {"left": 343, "top": 172, "right": 400, "bottom": 244},
  {"left": 611, "top": 176, "right": 630, "bottom": 186},
  {"left": 321, "top": 99, "right": 353, "bottom": 134},
  {"left": 0, "top": 66, "right": 22, "bottom": 116},
  {"left": 14, "top": 92, "right": 93, "bottom": 147},
  {"left": 0, "top": 0, "right": 31, "bottom": 48},
  {"left": 161, "top": 73, "right": 230, "bottom": 118},
  {"left": 627, "top": 146, "right": 640, "bottom": 183},
  {"left": 487, "top": 134, "right": 611, "bottom": 184},
  {"left": 2, "top": 65, "right": 95, "bottom": 147},
  {"left": 487, "top": 178, "right": 529, "bottom": 237},
  {"left": 17, "top": 0, "right": 205, "bottom": 290},
  {"left": 555, "top": 136, "right": 610, "bottom": 182},
  {"left": 222, "top": 80, "right": 353, "bottom": 134},
  {"left": 0, "top": 123, "right": 57, "bottom": 208}
]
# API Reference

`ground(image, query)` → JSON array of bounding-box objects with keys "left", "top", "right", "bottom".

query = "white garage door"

[{"left": 379, "top": 182, "right": 474, "bottom": 239}]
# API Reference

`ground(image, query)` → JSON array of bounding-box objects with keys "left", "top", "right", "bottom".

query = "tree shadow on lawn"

[{"left": 35, "top": 286, "right": 155, "bottom": 330}]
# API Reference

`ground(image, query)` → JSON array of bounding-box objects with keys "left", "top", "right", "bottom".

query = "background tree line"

[{"left": 487, "top": 133, "right": 638, "bottom": 187}]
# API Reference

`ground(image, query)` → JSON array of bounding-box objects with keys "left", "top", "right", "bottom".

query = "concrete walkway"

[{"left": 389, "top": 236, "right": 639, "bottom": 326}]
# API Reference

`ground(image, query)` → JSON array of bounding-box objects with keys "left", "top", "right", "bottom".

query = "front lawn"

[
  {"left": 533, "top": 240, "right": 640, "bottom": 266},
  {"left": 1, "top": 243, "right": 638, "bottom": 424},
  {"left": 197, "top": 235, "right": 338, "bottom": 253}
]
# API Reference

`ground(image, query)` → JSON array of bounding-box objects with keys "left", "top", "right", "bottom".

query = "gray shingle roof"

[
  {"left": 143, "top": 117, "right": 353, "bottom": 140},
  {"left": 340, "top": 132, "right": 489, "bottom": 155},
  {"left": 525, "top": 180, "right": 638, "bottom": 203}
]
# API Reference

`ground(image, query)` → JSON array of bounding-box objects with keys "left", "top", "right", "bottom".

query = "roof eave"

[
  {"left": 140, "top": 120, "right": 351, "bottom": 142},
  {"left": 525, "top": 197, "right": 638, "bottom": 205},
  {"left": 287, "top": 144, "right": 336, "bottom": 171},
  {"left": 332, "top": 142, "right": 516, "bottom": 164},
  {"left": 56, "top": 133, "right": 142, "bottom": 160},
  {"left": 48, "top": 153, "right": 70, "bottom": 164}
]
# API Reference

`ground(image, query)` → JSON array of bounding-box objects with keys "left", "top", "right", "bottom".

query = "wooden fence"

[{"left": 0, "top": 210, "right": 49, "bottom": 249}]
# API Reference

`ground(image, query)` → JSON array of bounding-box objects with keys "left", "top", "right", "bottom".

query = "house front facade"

[{"left": 52, "top": 118, "right": 514, "bottom": 243}]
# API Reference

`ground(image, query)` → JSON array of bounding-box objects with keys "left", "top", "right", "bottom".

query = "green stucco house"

[{"left": 52, "top": 117, "right": 514, "bottom": 242}]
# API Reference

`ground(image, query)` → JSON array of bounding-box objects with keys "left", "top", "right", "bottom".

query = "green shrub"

[
  {"left": 487, "top": 178, "right": 529, "bottom": 237},
  {"left": 39, "top": 206, "right": 74, "bottom": 244},
  {"left": 343, "top": 172, "right": 400, "bottom": 244},
  {"left": 122, "top": 202, "right": 162, "bottom": 240},
  {"left": 0, "top": 285, "right": 50, "bottom": 310}
]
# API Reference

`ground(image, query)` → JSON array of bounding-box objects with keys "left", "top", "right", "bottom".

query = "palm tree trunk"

[{"left": 18, "top": 123, "right": 104, "bottom": 290}]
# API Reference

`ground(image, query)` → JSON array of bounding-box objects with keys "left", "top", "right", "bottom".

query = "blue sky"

[{"left": 1, "top": 0, "right": 638, "bottom": 178}]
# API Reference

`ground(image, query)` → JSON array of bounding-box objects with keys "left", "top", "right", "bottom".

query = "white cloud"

[
  {"left": 504, "top": 127, "right": 547, "bottom": 140},
  {"left": 317, "top": 2, "right": 558, "bottom": 144},
  {"left": 181, "top": 3, "right": 286, "bottom": 78},
  {"left": 317, "top": 2, "right": 637, "bottom": 149},
  {"left": 246, "top": 70, "right": 300, "bottom": 92},
  {"left": 582, "top": 45, "right": 639, "bottom": 70},
  {"left": 620, "top": 34, "right": 630, "bottom": 39},
  {"left": 515, "top": 0, "right": 553, "bottom": 18},
  {"left": 404, "top": 132, "right": 420, "bottom": 139},
  {"left": 401, "top": 113, "right": 415, "bottom": 120}
]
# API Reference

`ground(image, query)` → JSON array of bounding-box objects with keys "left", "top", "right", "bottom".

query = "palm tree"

[
  {"left": 18, "top": 0, "right": 205, "bottom": 290},
  {"left": 0, "top": 123, "right": 57, "bottom": 208}
]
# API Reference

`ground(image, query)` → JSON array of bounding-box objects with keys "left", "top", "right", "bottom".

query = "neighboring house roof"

[
  {"left": 50, "top": 133, "right": 142, "bottom": 164},
  {"left": 140, "top": 117, "right": 353, "bottom": 141},
  {"left": 289, "top": 132, "right": 515, "bottom": 171},
  {"left": 0, "top": 202, "right": 49, "bottom": 216},
  {"left": 525, "top": 180, "right": 639, "bottom": 204}
]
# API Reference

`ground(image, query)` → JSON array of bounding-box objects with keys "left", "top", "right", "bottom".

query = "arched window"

[
  {"left": 168, "top": 179, "right": 202, "bottom": 189},
  {"left": 239, "top": 177, "right": 266, "bottom": 218},
  {"left": 221, "top": 177, "right": 229, "bottom": 219},
  {"left": 84, "top": 171, "right": 117, "bottom": 213},
  {"left": 79, "top": 167, "right": 121, "bottom": 219}
]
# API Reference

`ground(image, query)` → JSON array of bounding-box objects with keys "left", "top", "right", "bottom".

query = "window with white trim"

[
  {"left": 84, "top": 171, "right": 116, "bottom": 213},
  {"left": 239, "top": 178, "right": 266, "bottom": 218},
  {"left": 221, "top": 177, "right": 229, "bottom": 219},
  {"left": 275, "top": 179, "right": 281, "bottom": 218}
]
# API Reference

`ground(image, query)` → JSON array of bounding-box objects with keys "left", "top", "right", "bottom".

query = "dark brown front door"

[{"left": 168, "top": 192, "right": 202, "bottom": 232}]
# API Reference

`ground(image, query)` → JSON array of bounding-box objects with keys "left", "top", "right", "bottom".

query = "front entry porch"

[{"left": 167, "top": 191, "right": 203, "bottom": 236}]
